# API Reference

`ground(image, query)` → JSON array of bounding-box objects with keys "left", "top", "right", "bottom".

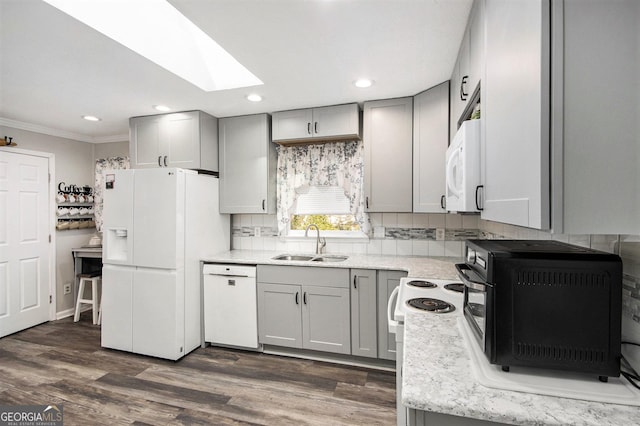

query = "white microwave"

[{"left": 445, "top": 119, "right": 481, "bottom": 213}]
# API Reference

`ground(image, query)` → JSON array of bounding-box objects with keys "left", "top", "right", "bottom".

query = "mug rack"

[{"left": 56, "top": 182, "right": 95, "bottom": 231}]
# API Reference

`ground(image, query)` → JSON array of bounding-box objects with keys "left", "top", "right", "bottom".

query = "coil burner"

[
  {"left": 443, "top": 283, "right": 465, "bottom": 293},
  {"left": 406, "top": 280, "right": 438, "bottom": 289},
  {"left": 406, "top": 298, "right": 456, "bottom": 313}
]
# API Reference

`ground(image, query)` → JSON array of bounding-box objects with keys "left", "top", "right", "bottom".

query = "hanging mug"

[{"left": 56, "top": 192, "right": 66, "bottom": 203}]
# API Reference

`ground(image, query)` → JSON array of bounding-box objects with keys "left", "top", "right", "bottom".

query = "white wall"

[{"left": 0, "top": 125, "right": 128, "bottom": 315}]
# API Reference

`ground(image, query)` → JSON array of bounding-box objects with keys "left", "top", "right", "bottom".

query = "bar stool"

[{"left": 74, "top": 272, "right": 102, "bottom": 325}]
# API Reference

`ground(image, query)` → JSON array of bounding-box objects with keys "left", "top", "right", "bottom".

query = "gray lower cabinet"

[
  {"left": 350, "top": 269, "right": 378, "bottom": 358},
  {"left": 257, "top": 265, "right": 351, "bottom": 355},
  {"left": 377, "top": 270, "right": 407, "bottom": 360},
  {"left": 257, "top": 282, "right": 303, "bottom": 348}
]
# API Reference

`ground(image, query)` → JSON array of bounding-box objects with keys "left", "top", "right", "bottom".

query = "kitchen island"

[{"left": 402, "top": 310, "right": 640, "bottom": 425}]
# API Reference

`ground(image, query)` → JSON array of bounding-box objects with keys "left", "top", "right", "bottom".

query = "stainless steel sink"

[
  {"left": 271, "top": 254, "right": 349, "bottom": 262},
  {"left": 311, "top": 255, "right": 349, "bottom": 262},
  {"left": 272, "top": 254, "right": 315, "bottom": 261}
]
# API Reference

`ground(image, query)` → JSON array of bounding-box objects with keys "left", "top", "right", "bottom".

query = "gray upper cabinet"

[
  {"left": 129, "top": 111, "right": 218, "bottom": 172},
  {"left": 218, "top": 114, "right": 276, "bottom": 214},
  {"left": 363, "top": 97, "right": 413, "bottom": 212},
  {"left": 413, "top": 82, "right": 449, "bottom": 213},
  {"left": 550, "top": 0, "right": 639, "bottom": 234},
  {"left": 350, "top": 269, "right": 377, "bottom": 358},
  {"left": 482, "top": 0, "right": 639, "bottom": 233},
  {"left": 271, "top": 103, "right": 361, "bottom": 144},
  {"left": 482, "top": 0, "right": 550, "bottom": 229},
  {"left": 377, "top": 270, "right": 407, "bottom": 361},
  {"left": 450, "top": 0, "right": 484, "bottom": 140}
]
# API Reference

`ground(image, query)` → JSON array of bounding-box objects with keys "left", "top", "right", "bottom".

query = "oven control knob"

[{"left": 466, "top": 249, "right": 476, "bottom": 264}]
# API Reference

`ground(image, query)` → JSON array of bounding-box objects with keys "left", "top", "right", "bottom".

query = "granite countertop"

[
  {"left": 402, "top": 311, "right": 640, "bottom": 425},
  {"left": 203, "top": 249, "right": 460, "bottom": 279}
]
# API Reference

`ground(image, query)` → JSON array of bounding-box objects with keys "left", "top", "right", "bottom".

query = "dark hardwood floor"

[{"left": 0, "top": 313, "right": 396, "bottom": 425}]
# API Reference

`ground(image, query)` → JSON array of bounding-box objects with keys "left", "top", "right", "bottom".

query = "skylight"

[{"left": 43, "top": 0, "right": 263, "bottom": 92}]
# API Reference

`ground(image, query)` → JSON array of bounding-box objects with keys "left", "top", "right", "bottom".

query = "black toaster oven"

[{"left": 456, "top": 239, "right": 622, "bottom": 381}]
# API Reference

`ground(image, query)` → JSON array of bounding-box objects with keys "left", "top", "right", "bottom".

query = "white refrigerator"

[{"left": 100, "top": 168, "right": 230, "bottom": 360}]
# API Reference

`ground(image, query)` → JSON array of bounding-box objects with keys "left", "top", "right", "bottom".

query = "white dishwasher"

[{"left": 203, "top": 264, "right": 259, "bottom": 349}]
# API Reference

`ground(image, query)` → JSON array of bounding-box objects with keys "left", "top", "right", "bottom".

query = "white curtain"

[
  {"left": 276, "top": 141, "right": 369, "bottom": 236},
  {"left": 94, "top": 156, "right": 129, "bottom": 232}
]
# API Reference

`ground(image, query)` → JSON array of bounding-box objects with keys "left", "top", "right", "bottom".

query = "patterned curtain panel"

[
  {"left": 276, "top": 141, "right": 369, "bottom": 236},
  {"left": 94, "top": 156, "right": 130, "bottom": 232}
]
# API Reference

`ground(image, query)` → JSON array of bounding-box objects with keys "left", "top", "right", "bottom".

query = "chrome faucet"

[{"left": 305, "top": 224, "right": 326, "bottom": 254}]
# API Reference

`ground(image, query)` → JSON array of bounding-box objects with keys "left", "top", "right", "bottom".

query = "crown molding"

[{"left": 0, "top": 117, "right": 128, "bottom": 144}]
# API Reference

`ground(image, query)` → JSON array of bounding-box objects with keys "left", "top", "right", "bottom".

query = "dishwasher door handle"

[{"left": 206, "top": 274, "right": 250, "bottom": 278}]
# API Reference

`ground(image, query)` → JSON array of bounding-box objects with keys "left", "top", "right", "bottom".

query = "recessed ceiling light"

[
  {"left": 354, "top": 79, "right": 374, "bottom": 88},
  {"left": 43, "top": 0, "right": 263, "bottom": 92},
  {"left": 82, "top": 115, "right": 101, "bottom": 122},
  {"left": 247, "top": 94, "right": 262, "bottom": 102},
  {"left": 154, "top": 105, "right": 171, "bottom": 112}
]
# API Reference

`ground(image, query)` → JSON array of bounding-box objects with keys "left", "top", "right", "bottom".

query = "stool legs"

[
  {"left": 74, "top": 276, "right": 101, "bottom": 325},
  {"left": 73, "top": 279, "right": 86, "bottom": 322},
  {"left": 91, "top": 279, "right": 98, "bottom": 325}
]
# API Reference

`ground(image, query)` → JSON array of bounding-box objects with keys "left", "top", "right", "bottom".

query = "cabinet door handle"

[
  {"left": 441, "top": 194, "right": 446, "bottom": 210},
  {"left": 295, "top": 291, "right": 299, "bottom": 305},
  {"left": 366, "top": 196, "right": 369, "bottom": 209},
  {"left": 353, "top": 275, "right": 357, "bottom": 289},
  {"left": 158, "top": 156, "right": 162, "bottom": 167},
  {"left": 163, "top": 156, "right": 168, "bottom": 167},
  {"left": 307, "top": 122, "right": 311, "bottom": 135},
  {"left": 303, "top": 292, "right": 307, "bottom": 305},
  {"left": 314, "top": 121, "right": 318, "bottom": 134},
  {"left": 475, "top": 185, "right": 484, "bottom": 211},
  {"left": 460, "top": 75, "right": 469, "bottom": 101},
  {"left": 262, "top": 199, "right": 266, "bottom": 211}
]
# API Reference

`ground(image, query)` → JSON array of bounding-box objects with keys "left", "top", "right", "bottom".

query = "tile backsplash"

[
  {"left": 231, "top": 212, "right": 480, "bottom": 257},
  {"left": 231, "top": 212, "right": 640, "bottom": 372}
]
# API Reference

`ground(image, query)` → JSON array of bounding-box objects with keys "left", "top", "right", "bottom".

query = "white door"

[
  {"left": 0, "top": 150, "right": 51, "bottom": 338},
  {"left": 133, "top": 168, "right": 182, "bottom": 269}
]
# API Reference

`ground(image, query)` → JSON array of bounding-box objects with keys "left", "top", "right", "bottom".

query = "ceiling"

[{"left": 0, "top": 0, "right": 472, "bottom": 143}]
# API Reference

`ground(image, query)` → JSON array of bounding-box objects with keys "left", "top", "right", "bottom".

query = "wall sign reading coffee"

[{"left": 56, "top": 182, "right": 95, "bottom": 230}]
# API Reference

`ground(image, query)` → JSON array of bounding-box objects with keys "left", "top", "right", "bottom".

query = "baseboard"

[
  {"left": 56, "top": 306, "right": 90, "bottom": 320},
  {"left": 262, "top": 345, "right": 396, "bottom": 372}
]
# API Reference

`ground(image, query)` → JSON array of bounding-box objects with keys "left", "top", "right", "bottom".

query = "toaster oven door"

[{"left": 456, "top": 263, "right": 490, "bottom": 352}]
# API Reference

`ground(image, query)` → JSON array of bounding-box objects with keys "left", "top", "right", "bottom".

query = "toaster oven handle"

[{"left": 455, "top": 263, "right": 488, "bottom": 292}]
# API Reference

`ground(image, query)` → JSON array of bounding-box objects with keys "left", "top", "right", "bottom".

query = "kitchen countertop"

[
  {"left": 203, "top": 249, "right": 459, "bottom": 279},
  {"left": 402, "top": 311, "right": 640, "bottom": 425}
]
